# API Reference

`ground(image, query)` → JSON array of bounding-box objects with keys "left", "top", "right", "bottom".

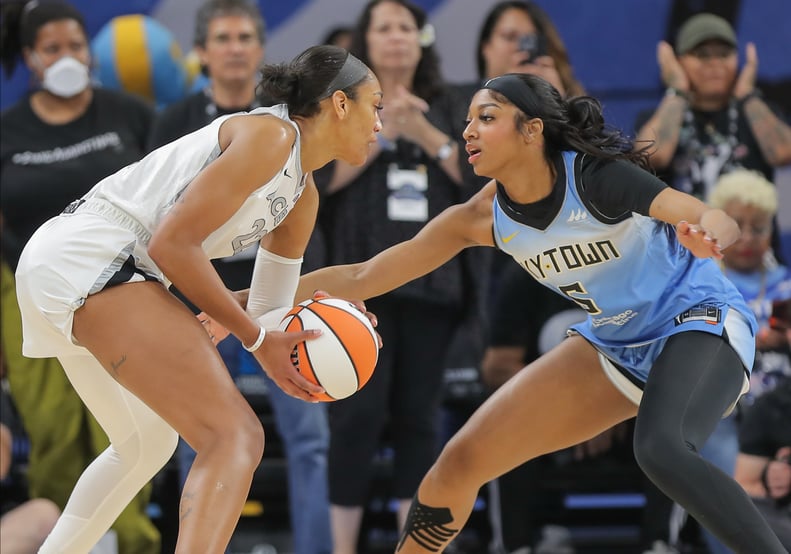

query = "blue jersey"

[{"left": 492, "top": 151, "right": 757, "bottom": 380}]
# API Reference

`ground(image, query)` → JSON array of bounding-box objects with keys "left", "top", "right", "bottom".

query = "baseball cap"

[{"left": 675, "top": 14, "right": 737, "bottom": 55}]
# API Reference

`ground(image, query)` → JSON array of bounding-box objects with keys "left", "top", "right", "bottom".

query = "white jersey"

[
  {"left": 80, "top": 103, "right": 306, "bottom": 259},
  {"left": 15, "top": 104, "right": 307, "bottom": 358}
]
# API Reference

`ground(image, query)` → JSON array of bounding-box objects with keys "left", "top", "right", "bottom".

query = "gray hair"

[{"left": 194, "top": 0, "right": 265, "bottom": 47}]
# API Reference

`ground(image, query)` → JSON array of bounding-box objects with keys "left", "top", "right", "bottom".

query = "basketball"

[{"left": 280, "top": 297, "right": 379, "bottom": 401}]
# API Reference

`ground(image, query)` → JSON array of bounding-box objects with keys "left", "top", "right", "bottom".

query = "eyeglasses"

[{"left": 687, "top": 46, "right": 736, "bottom": 61}]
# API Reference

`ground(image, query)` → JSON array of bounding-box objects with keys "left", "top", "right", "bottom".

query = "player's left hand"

[{"left": 676, "top": 220, "right": 723, "bottom": 259}]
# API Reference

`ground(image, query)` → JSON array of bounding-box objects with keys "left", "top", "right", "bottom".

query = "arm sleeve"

[
  {"left": 581, "top": 157, "right": 668, "bottom": 218},
  {"left": 246, "top": 247, "right": 303, "bottom": 323}
]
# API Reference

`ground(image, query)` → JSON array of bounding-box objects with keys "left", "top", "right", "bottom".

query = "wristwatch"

[
  {"left": 665, "top": 87, "right": 689, "bottom": 101},
  {"left": 435, "top": 139, "right": 454, "bottom": 162}
]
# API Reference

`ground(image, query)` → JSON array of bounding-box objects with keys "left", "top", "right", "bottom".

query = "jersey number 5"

[{"left": 559, "top": 282, "right": 601, "bottom": 315}]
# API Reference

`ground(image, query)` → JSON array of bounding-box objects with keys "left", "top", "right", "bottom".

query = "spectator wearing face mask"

[{"left": 0, "top": 2, "right": 156, "bottom": 552}]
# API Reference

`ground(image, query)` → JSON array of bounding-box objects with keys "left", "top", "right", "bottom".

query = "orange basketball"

[{"left": 280, "top": 297, "right": 379, "bottom": 402}]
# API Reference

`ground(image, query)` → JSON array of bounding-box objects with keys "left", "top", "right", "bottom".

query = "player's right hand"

[{"left": 253, "top": 329, "right": 325, "bottom": 401}]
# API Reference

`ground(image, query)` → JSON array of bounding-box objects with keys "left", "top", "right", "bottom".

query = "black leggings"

[{"left": 633, "top": 331, "right": 786, "bottom": 553}]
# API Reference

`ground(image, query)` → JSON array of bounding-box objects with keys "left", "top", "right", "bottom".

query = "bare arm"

[
  {"left": 148, "top": 115, "right": 294, "bottom": 348},
  {"left": 742, "top": 95, "right": 791, "bottom": 166},
  {"left": 296, "top": 180, "right": 497, "bottom": 301},
  {"left": 635, "top": 95, "right": 687, "bottom": 169},
  {"left": 635, "top": 41, "right": 690, "bottom": 168},
  {"left": 649, "top": 187, "right": 740, "bottom": 258},
  {"left": 733, "top": 43, "right": 791, "bottom": 166}
]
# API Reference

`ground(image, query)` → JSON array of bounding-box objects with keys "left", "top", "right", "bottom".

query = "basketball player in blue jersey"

[
  {"left": 14, "top": 45, "right": 383, "bottom": 553},
  {"left": 294, "top": 73, "right": 787, "bottom": 552}
]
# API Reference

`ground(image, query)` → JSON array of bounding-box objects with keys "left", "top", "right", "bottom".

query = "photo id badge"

[{"left": 387, "top": 164, "right": 428, "bottom": 222}]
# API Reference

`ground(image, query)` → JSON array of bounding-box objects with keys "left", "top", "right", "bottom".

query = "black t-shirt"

[
  {"left": 634, "top": 101, "right": 779, "bottom": 199},
  {"left": 0, "top": 88, "right": 153, "bottom": 267},
  {"left": 147, "top": 89, "right": 253, "bottom": 151}
]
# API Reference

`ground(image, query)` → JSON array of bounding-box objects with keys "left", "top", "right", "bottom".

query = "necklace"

[{"left": 676, "top": 99, "right": 742, "bottom": 199}]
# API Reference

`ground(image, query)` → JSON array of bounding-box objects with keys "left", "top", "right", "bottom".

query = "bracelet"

[
  {"left": 434, "top": 139, "right": 454, "bottom": 162},
  {"left": 665, "top": 87, "right": 689, "bottom": 101},
  {"left": 242, "top": 326, "right": 266, "bottom": 352},
  {"left": 737, "top": 89, "right": 763, "bottom": 105}
]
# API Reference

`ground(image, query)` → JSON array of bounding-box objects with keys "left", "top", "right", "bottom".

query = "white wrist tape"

[{"left": 246, "top": 247, "right": 303, "bottom": 319}]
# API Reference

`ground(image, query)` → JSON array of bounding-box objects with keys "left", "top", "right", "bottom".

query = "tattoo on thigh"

[
  {"left": 180, "top": 490, "right": 195, "bottom": 522},
  {"left": 110, "top": 354, "right": 127, "bottom": 376},
  {"left": 396, "top": 495, "right": 459, "bottom": 552}
]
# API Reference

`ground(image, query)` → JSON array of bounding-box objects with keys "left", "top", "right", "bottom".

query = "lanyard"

[{"left": 202, "top": 87, "right": 261, "bottom": 120}]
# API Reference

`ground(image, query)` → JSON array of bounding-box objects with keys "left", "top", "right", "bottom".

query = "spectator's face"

[
  {"left": 481, "top": 8, "right": 538, "bottom": 80},
  {"left": 365, "top": 1, "right": 422, "bottom": 74},
  {"left": 679, "top": 39, "right": 737, "bottom": 101},
  {"left": 721, "top": 199, "right": 774, "bottom": 272},
  {"left": 198, "top": 15, "right": 264, "bottom": 87},
  {"left": 24, "top": 19, "right": 90, "bottom": 79}
]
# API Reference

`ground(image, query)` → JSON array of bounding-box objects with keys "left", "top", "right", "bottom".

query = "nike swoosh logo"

[
  {"left": 502, "top": 231, "right": 519, "bottom": 244},
  {"left": 284, "top": 168, "right": 292, "bottom": 178}
]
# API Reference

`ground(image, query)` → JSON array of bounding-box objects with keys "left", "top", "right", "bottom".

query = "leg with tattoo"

[{"left": 396, "top": 495, "right": 459, "bottom": 552}]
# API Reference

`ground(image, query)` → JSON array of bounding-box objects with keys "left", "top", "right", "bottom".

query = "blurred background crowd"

[{"left": 1, "top": 1, "right": 789, "bottom": 553}]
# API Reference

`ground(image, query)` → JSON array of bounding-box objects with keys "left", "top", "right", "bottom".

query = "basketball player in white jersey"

[
  {"left": 14, "top": 45, "right": 382, "bottom": 553},
  {"left": 294, "top": 74, "right": 787, "bottom": 552}
]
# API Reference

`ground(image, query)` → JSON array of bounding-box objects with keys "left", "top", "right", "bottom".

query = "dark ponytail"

[
  {"left": 257, "top": 45, "right": 371, "bottom": 118},
  {"left": 0, "top": 0, "right": 87, "bottom": 77},
  {"left": 483, "top": 73, "right": 651, "bottom": 170},
  {"left": 561, "top": 95, "right": 648, "bottom": 168}
]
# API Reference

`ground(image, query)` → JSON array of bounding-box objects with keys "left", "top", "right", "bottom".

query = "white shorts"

[
  {"left": 15, "top": 200, "right": 163, "bottom": 358},
  {"left": 596, "top": 308, "right": 753, "bottom": 417}
]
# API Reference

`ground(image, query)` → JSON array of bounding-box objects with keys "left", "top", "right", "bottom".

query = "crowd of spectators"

[{"left": 1, "top": 1, "right": 789, "bottom": 553}]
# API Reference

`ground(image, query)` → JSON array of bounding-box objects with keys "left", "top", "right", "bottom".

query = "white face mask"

[{"left": 39, "top": 56, "right": 90, "bottom": 98}]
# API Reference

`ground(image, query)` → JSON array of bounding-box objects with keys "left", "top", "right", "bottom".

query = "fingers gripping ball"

[{"left": 280, "top": 298, "right": 378, "bottom": 401}]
